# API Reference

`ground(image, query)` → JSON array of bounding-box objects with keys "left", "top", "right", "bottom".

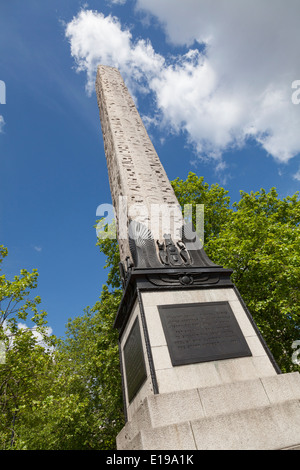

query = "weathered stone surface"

[
  {"left": 191, "top": 399, "right": 300, "bottom": 450},
  {"left": 116, "top": 373, "right": 300, "bottom": 450},
  {"left": 96, "top": 65, "right": 182, "bottom": 264}
]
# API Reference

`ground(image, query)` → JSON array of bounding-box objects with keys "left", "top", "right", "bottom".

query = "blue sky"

[{"left": 1, "top": 0, "right": 300, "bottom": 337}]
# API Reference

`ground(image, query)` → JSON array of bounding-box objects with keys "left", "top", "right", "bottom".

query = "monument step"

[
  {"left": 117, "top": 372, "right": 300, "bottom": 450},
  {"left": 123, "top": 399, "right": 300, "bottom": 450}
]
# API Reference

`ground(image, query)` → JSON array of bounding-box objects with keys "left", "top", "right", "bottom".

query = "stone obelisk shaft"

[{"left": 96, "top": 65, "right": 182, "bottom": 264}]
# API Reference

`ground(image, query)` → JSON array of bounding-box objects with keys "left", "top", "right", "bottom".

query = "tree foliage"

[
  {"left": 205, "top": 187, "right": 300, "bottom": 372},
  {"left": 0, "top": 245, "right": 56, "bottom": 449},
  {"left": 171, "top": 172, "right": 231, "bottom": 242},
  {"left": 55, "top": 285, "right": 124, "bottom": 449},
  {"left": 13, "top": 286, "right": 124, "bottom": 450},
  {"left": 0, "top": 245, "right": 124, "bottom": 449}
]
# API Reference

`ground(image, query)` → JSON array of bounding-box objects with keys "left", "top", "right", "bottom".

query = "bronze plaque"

[
  {"left": 123, "top": 317, "right": 147, "bottom": 402},
  {"left": 158, "top": 301, "right": 252, "bottom": 366}
]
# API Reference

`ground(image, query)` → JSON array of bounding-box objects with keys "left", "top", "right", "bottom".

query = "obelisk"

[
  {"left": 96, "top": 65, "right": 183, "bottom": 268},
  {"left": 96, "top": 66, "right": 300, "bottom": 450}
]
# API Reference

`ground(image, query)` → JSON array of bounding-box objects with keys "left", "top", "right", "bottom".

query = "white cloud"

[
  {"left": 107, "top": 0, "right": 127, "bottom": 4},
  {"left": 33, "top": 245, "right": 42, "bottom": 252},
  {"left": 65, "top": 3, "right": 300, "bottom": 166},
  {"left": 293, "top": 168, "right": 300, "bottom": 182},
  {"left": 136, "top": 0, "right": 300, "bottom": 163},
  {"left": 65, "top": 9, "right": 164, "bottom": 96}
]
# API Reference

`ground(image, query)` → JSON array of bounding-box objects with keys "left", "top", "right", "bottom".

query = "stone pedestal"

[
  {"left": 117, "top": 372, "right": 300, "bottom": 450},
  {"left": 115, "top": 269, "right": 300, "bottom": 450}
]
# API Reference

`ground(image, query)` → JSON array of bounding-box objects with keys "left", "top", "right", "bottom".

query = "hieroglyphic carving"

[{"left": 96, "top": 65, "right": 183, "bottom": 263}]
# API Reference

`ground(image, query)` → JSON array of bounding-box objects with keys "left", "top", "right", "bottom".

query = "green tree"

[
  {"left": 0, "top": 245, "right": 56, "bottom": 449},
  {"left": 3, "top": 287, "right": 124, "bottom": 450},
  {"left": 206, "top": 187, "right": 300, "bottom": 372},
  {"left": 55, "top": 285, "right": 124, "bottom": 449},
  {"left": 0, "top": 243, "right": 123, "bottom": 450},
  {"left": 171, "top": 172, "right": 232, "bottom": 242}
]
